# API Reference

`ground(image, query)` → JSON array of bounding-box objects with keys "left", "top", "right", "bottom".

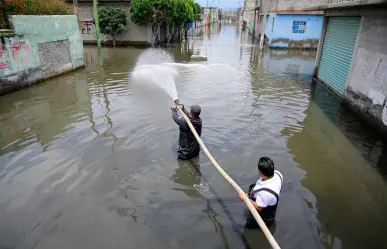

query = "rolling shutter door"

[{"left": 317, "top": 16, "right": 361, "bottom": 96}]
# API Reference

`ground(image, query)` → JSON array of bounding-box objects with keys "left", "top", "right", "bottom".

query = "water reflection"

[
  {"left": 0, "top": 24, "right": 387, "bottom": 249},
  {"left": 172, "top": 158, "right": 237, "bottom": 249},
  {"left": 287, "top": 81, "right": 387, "bottom": 249},
  {"left": 312, "top": 82, "right": 387, "bottom": 175}
]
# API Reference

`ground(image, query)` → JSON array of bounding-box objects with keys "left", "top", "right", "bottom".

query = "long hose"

[{"left": 177, "top": 106, "right": 281, "bottom": 249}]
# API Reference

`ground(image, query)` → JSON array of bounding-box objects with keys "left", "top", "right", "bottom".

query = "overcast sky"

[{"left": 195, "top": 0, "right": 242, "bottom": 10}]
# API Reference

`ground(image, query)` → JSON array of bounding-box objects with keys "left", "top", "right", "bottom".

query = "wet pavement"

[{"left": 1, "top": 24, "right": 387, "bottom": 249}]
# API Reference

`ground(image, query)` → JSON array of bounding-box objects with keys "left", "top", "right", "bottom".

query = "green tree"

[
  {"left": 194, "top": 3, "right": 201, "bottom": 20},
  {"left": 130, "top": 0, "right": 174, "bottom": 45},
  {"left": 183, "top": 0, "right": 195, "bottom": 40},
  {"left": 168, "top": 0, "right": 195, "bottom": 41},
  {"left": 99, "top": 7, "right": 127, "bottom": 47}
]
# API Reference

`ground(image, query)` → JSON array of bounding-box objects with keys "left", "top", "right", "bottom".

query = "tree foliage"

[
  {"left": 4, "top": 0, "right": 72, "bottom": 15},
  {"left": 99, "top": 7, "right": 127, "bottom": 47},
  {"left": 194, "top": 3, "right": 201, "bottom": 20},
  {"left": 130, "top": 0, "right": 200, "bottom": 44}
]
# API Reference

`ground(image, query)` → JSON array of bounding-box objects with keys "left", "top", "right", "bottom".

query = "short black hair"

[
  {"left": 258, "top": 157, "right": 274, "bottom": 177},
  {"left": 190, "top": 105, "right": 201, "bottom": 118}
]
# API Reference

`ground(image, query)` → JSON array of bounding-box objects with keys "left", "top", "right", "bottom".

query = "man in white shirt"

[{"left": 239, "top": 157, "right": 283, "bottom": 228}]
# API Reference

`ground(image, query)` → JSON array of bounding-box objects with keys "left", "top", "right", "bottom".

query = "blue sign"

[{"left": 293, "top": 21, "right": 306, "bottom": 34}]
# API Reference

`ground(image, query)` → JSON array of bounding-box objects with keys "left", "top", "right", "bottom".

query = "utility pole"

[{"left": 92, "top": 0, "right": 101, "bottom": 49}]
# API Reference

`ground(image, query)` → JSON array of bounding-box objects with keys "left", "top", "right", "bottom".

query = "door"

[{"left": 317, "top": 16, "right": 361, "bottom": 96}]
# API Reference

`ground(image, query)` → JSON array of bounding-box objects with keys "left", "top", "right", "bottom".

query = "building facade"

[
  {"left": 68, "top": 0, "right": 155, "bottom": 45},
  {"left": 312, "top": 1, "right": 387, "bottom": 134},
  {"left": 242, "top": 0, "right": 258, "bottom": 34},
  {"left": 0, "top": 15, "right": 84, "bottom": 95},
  {"left": 264, "top": 11, "right": 324, "bottom": 48},
  {"left": 258, "top": 0, "right": 324, "bottom": 48}
]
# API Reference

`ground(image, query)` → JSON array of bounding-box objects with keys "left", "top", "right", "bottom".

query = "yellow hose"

[{"left": 177, "top": 106, "right": 281, "bottom": 249}]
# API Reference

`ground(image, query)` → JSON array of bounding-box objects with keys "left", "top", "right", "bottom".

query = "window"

[
  {"left": 292, "top": 21, "right": 306, "bottom": 33},
  {"left": 81, "top": 21, "right": 94, "bottom": 34},
  {"left": 271, "top": 17, "right": 275, "bottom": 32}
]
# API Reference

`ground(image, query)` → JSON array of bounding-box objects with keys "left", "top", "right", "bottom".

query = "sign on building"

[{"left": 292, "top": 21, "right": 307, "bottom": 33}]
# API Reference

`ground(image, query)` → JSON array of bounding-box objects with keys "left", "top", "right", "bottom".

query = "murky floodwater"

[{"left": 1, "top": 24, "right": 387, "bottom": 249}]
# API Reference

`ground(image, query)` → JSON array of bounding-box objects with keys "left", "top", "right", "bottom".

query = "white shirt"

[{"left": 251, "top": 170, "right": 283, "bottom": 208}]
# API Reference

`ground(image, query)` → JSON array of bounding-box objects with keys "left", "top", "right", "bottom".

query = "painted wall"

[
  {"left": 0, "top": 15, "right": 84, "bottom": 95},
  {"left": 78, "top": 3, "right": 150, "bottom": 45},
  {"left": 266, "top": 13, "right": 324, "bottom": 48},
  {"left": 344, "top": 14, "right": 387, "bottom": 131}
]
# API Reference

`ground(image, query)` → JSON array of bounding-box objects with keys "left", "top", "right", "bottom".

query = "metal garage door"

[{"left": 317, "top": 16, "right": 361, "bottom": 96}]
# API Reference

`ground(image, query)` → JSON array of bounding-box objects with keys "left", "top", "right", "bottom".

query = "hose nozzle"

[{"left": 174, "top": 99, "right": 179, "bottom": 105}]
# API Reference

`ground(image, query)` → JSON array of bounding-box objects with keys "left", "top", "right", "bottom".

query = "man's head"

[
  {"left": 190, "top": 105, "right": 201, "bottom": 118},
  {"left": 258, "top": 157, "right": 275, "bottom": 178}
]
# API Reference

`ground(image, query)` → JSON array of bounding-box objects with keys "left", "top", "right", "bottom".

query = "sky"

[{"left": 195, "top": 0, "right": 242, "bottom": 10}]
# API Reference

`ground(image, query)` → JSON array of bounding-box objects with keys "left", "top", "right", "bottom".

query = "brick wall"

[{"left": 344, "top": 15, "right": 387, "bottom": 129}]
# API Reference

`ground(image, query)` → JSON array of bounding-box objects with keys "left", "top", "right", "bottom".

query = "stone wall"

[
  {"left": 344, "top": 15, "right": 387, "bottom": 131},
  {"left": 0, "top": 15, "right": 84, "bottom": 95}
]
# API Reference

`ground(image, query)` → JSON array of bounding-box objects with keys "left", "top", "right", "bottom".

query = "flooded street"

[{"left": 1, "top": 24, "right": 387, "bottom": 249}]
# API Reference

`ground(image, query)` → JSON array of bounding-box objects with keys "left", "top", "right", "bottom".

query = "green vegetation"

[
  {"left": 0, "top": 0, "right": 72, "bottom": 29},
  {"left": 130, "top": 0, "right": 201, "bottom": 44},
  {"left": 98, "top": 7, "right": 127, "bottom": 47},
  {"left": 4, "top": 0, "right": 73, "bottom": 15}
]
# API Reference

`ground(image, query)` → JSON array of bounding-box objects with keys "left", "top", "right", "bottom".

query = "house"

[
  {"left": 223, "top": 11, "right": 237, "bottom": 23},
  {"left": 201, "top": 7, "right": 219, "bottom": 26},
  {"left": 263, "top": 11, "right": 324, "bottom": 48},
  {"left": 309, "top": 0, "right": 387, "bottom": 135},
  {"left": 66, "top": 0, "right": 159, "bottom": 45},
  {"left": 242, "top": 0, "right": 258, "bottom": 34},
  {"left": 258, "top": 0, "right": 324, "bottom": 48}
]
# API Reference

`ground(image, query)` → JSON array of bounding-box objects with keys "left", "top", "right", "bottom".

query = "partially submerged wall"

[
  {"left": 0, "top": 15, "right": 84, "bottom": 95},
  {"left": 344, "top": 15, "right": 387, "bottom": 133},
  {"left": 267, "top": 14, "right": 324, "bottom": 49}
]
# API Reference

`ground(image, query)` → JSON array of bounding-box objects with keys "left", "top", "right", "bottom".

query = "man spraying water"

[{"left": 171, "top": 99, "right": 202, "bottom": 160}]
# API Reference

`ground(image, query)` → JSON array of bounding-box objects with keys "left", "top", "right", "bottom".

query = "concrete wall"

[
  {"left": 304, "top": 0, "right": 387, "bottom": 11},
  {"left": 344, "top": 14, "right": 387, "bottom": 130},
  {"left": 266, "top": 13, "right": 324, "bottom": 48},
  {"left": 260, "top": 0, "right": 328, "bottom": 12},
  {"left": 78, "top": 3, "right": 150, "bottom": 45},
  {"left": 243, "top": 0, "right": 257, "bottom": 33},
  {"left": 0, "top": 15, "right": 84, "bottom": 95}
]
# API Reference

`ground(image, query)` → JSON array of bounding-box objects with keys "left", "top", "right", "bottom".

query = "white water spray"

[
  {"left": 130, "top": 48, "right": 236, "bottom": 102},
  {"left": 131, "top": 48, "right": 179, "bottom": 100}
]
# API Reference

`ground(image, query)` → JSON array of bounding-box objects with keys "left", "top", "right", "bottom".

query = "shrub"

[
  {"left": 5, "top": 0, "right": 73, "bottom": 15},
  {"left": 99, "top": 7, "right": 127, "bottom": 47}
]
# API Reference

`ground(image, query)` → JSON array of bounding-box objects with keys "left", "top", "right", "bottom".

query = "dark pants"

[{"left": 245, "top": 183, "right": 275, "bottom": 229}]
